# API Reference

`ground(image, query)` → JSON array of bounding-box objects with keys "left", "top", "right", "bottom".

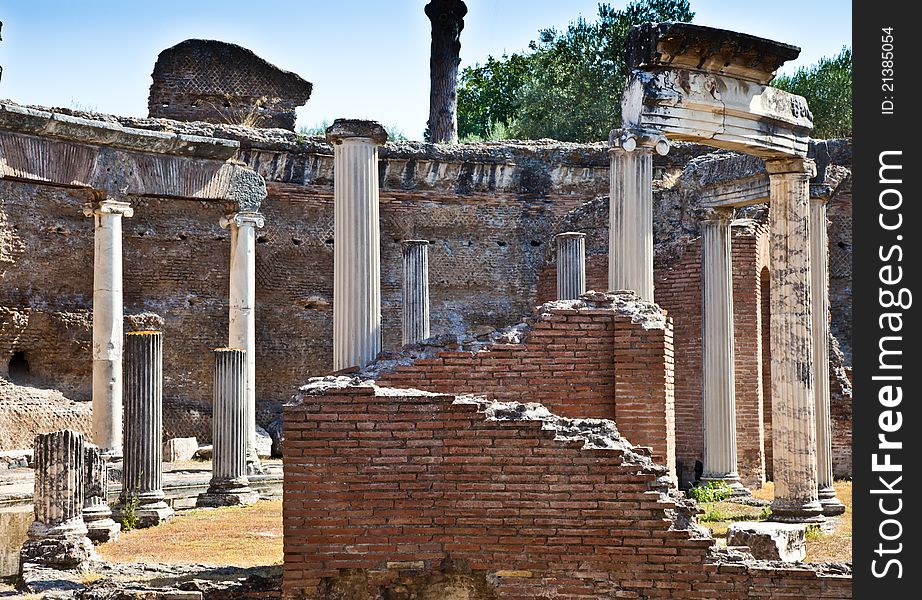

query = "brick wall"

[
  {"left": 377, "top": 293, "right": 675, "bottom": 473},
  {"left": 282, "top": 381, "right": 852, "bottom": 599}
]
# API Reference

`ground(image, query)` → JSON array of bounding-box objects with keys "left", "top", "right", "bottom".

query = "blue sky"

[{"left": 0, "top": 0, "right": 851, "bottom": 140}]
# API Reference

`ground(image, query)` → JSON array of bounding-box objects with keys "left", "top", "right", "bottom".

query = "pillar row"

[
  {"left": 766, "top": 158, "right": 823, "bottom": 523},
  {"left": 700, "top": 208, "right": 747, "bottom": 495},
  {"left": 608, "top": 128, "right": 668, "bottom": 301},
  {"left": 122, "top": 331, "right": 173, "bottom": 527},
  {"left": 402, "top": 240, "right": 431, "bottom": 346},
  {"left": 555, "top": 232, "right": 586, "bottom": 301},
  {"left": 327, "top": 119, "right": 389, "bottom": 371},
  {"left": 198, "top": 348, "right": 260, "bottom": 507},
  {"left": 84, "top": 198, "right": 133, "bottom": 458},
  {"left": 221, "top": 211, "right": 265, "bottom": 474},
  {"left": 810, "top": 194, "right": 846, "bottom": 516}
]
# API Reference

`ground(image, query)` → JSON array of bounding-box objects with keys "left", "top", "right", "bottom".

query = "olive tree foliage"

[
  {"left": 457, "top": 1, "right": 694, "bottom": 143},
  {"left": 772, "top": 47, "right": 852, "bottom": 139}
]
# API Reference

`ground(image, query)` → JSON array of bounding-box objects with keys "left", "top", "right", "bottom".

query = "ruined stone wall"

[
  {"left": 376, "top": 293, "right": 675, "bottom": 470},
  {"left": 282, "top": 382, "right": 852, "bottom": 599}
]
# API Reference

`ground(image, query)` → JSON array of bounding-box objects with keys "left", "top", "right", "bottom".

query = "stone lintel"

[
  {"left": 325, "top": 119, "right": 389, "bottom": 146},
  {"left": 693, "top": 156, "right": 826, "bottom": 208},
  {"left": 625, "top": 22, "right": 801, "bottom": 85},
  {"left": 621, "top": 69, "right": 813, "bottom": 158},
  {"left": 0, "top": 102, "right": 239, "bottom": 159}
]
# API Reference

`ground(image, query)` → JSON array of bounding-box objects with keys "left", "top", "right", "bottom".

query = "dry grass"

[
  {"left": 98, "top": 500, "right": 282, "bottom": 567},
  {"left": 699, "top": 480, "right": 852, "bottom": 563}
]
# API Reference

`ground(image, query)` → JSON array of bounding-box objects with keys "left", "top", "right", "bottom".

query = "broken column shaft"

[
  {"left": 221, "top": 210, "right": 265, "bottom": 474},
  {"left": 326, "top": 119, "right": 389, "bottom": 371},
  {"left": 700, "top": 208, "right": 746, "bottom": 494},
  {"left": 810, "top": 194, "right": 845, "bottom": 516},
  {"left": 84, "top": 198, "right": 133, "bottom": 458},
  {"left": 21, "top": 429, "right": 95, "bottom": 568},
  {"left": 609, "top": 128, "right": 668, "bottom": 301},
  {"left": 766, "top": 158, "right": 823, "bottom": 523},
  {"left": 555, "top": 232, "right": 586, "bottom": 300},
  {"left": 198, "top": 348, "right": 259, "bottom": 507},
  {"left": 122, "top": 331, "right": 174, "bottom": 527},
  {"left": 83, "top": 443, "right": 120, "bottom": 543},
  {"left": 402, "top": 240, "right": 431, "bottom": 346}
]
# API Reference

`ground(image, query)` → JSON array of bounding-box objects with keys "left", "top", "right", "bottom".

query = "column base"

[
  {"left": 770, "top": 499, "right": 825, "bottom": 523},
  {"left": 86, "top": 517, "right": 121, "bottom": 544},
  {"left": 700, "top": 474, "right": 751, "bottom": 497},
  {"left": 197, "top": 484, "right": 260, "bottom": 508},
  {"left": 819, "top": 485, "right": 846, "bottom": 516},
  {"left": 21, "top": 520, "right": 97, "bottom": 569}
]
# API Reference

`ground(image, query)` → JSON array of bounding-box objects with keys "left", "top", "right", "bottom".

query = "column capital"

[
  {"left": 83, "top": 198, "right": 133, "bottom": 219},
  {"left": 700, "top": 207, "right": 735, "bottom": 224},
  {"left": 402, "top": 239, "right": 431, "bottom": 247},
  {"left": 609, "top": 127, "right": 670, "bottom": 156},
  {"left": 326, "top": 119, "right": 389, "bottom": 146},
  {"left": 220, "top": 211, "right": 266, "bottom": 229},
  {"left": 555, "top": 231, "right": 587, "bottom": 240},
  {"left": 765, "top": 157, "right": 817, "bottom": 178}
]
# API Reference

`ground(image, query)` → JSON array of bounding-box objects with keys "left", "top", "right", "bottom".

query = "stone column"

[
  {"left": 84, "top": 198, "right": 133, "bottom": 458},
  {"left": 21, "top": 429, "right": 96, "bottom": 568},
  {"left": 608, "top": 128, "right": 668, "bottom": 301},
  {"left": 555, "top": 232, "right": 586, "bottom": 300},
  {"left": 810, "top": 194, "right": 846, "bottom": 516},
  {"left": 402, "top": 240, "right": 431, "bottom": 346},
  {"left": 326, "top": 119, "right": 389, "bottom": 371},
  {"left": 198, "top": 348, "right": 260, "bottom": 507},
  {"left": 83, "top": 443, "right": 120, "bottom": 543},
  {"left": 766, "top": 158, "right": 823, "bottom": 523},
  {"left": 220, "top": 211, "right": 265, "bottom": 474},
  {"left": 700, "top": 208, "right": 747, "bottom": 495},
  {"left": 121, "top": 331, "right": 173, "bottom": 527}
]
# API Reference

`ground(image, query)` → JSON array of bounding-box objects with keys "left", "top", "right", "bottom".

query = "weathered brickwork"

[
  {"left": 282, "top": 382, "right": 852, "bottom": 599},
  {"left": 377, "top": 294, "right": 675, "bottom": 472},
  {"left": 148, "top": 39, "right": 312, "bottom": 130}
]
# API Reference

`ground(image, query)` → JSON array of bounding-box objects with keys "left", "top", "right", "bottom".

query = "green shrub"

[{"left": 687, "top": 480, "right": 734, "bottom": 503}]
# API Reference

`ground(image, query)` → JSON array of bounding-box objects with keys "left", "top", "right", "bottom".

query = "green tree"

[
  {"left": 457, "top": 1, "right": 694, "bottom": 143},
  {"left": 773, "top": 47, "right": 852, "bottom": 139}
]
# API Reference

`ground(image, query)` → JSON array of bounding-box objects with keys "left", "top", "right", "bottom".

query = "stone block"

[
  {"left": 726, "top": 521, "right": 806, "bottom": 562},
  {"left": 163, "top": 437, "right": 199, "bottom": 462},
  {"left": 255, "top": 426, "right": 273, "bottom": 459}
]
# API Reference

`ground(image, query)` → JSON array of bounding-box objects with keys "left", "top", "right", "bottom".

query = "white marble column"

[
  {"left": 608, "top": 128, "right": 668, "bottom": 301},
  {"left": 83, "top": 198, "right": 133, "bottom": 458},
  {"left": 326, "top": 119, "right": 389, "bottom": 371},
  {"left": 701, "top": 208, "right": 747, "bottom": 495},
  {"left": 402, "top": 240, "right": 430, "bottom": 346},
  {"left": 83, "top": 443, "right": 120, "bottom": 543},
  {"left": 555, "top": 232, "right": 586, "bottom": 300},
  {"left": 21, "top": 429, "right": 95, "bottom": 568},
  {"left": 766, "top": 158, "right": 823, "bottom": 523},
  {"left": 220, "top": 211, "right": 265, "bottom": 474},
  {"left": 810, "top": 194, "right": 846, "bottom": 516},
  {"left": 122, "top": 331, "right": 173, "bottom": 527}
]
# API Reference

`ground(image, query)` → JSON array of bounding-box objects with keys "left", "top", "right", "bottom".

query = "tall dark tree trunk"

[{"left": 425, "top": 0, "right": 467, "bottom": 144}]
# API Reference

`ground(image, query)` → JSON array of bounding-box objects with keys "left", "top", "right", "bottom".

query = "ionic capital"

[
  {"left": 83, "top": 198, "right": 134, "bottom": 219},
  {"left": 220, "top": 211, "right": 266, "bottom": 230},
  {"left": 325, "top": 119, "right": 389, "bottom": 146},
  {"left": 764, "top": 157, "right": 817, "bottom": 178},
  {"left": 700, "top": 207, "right": 735, "bottom": 224},
  {"left": 609, "top": 127, "right": 670, "bottom": 156}
]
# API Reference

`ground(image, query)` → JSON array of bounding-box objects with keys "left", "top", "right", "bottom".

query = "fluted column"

[
  {"left": 555, "top": 232, "right": 586, "bottom": 300},
  {"left": 220, "top": 211, "right": 265, "bottom": 475},
  {"left": 326, "top": 119, "right": 389, "bottom": 371},
  {"left": 122, "top": 331, "right": 173, "bottom": 527},
  {"left": 608, "top": 128, "right": 669, "bottom": 301},
  {"left": 766, "top": 158, "right": 823, "bottom": 523},
  {"left": 198, "top": 348, "right": 259, "bottom": 507},
  {"left": 402, "top": 240, "right": 431, "bottom": 346},
  {"left": 84, "top": 198, "right": 133, "bottom": 458},
  {"left": 810, "top": 194, "right": 845, "bottom": 516},
  {"left": 21, "top": 429, "right": 95, "bottom": 568},
  {"left": 701, "top": 208, "right": 747, "bottom": 495},
  {"left": 83, "top": 443, "right": 120, "bottom": 542}
]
